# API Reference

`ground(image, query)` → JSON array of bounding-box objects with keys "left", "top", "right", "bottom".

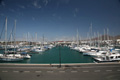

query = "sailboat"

[
  {"left": 8, "top": 20, "right": 31, "bottom": 59},
  {"left": 0, "top": 17, "right": 23, "bottom": 62},
  {"left": 72, "top": 29, "right": 81, "bottom": 51},
  {"left": 31, "top": 33, "right": 46, "bottom": 53}
]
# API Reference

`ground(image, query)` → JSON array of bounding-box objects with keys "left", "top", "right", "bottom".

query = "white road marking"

[
  {"left": 0, "top": 67, "right": 57, "bottom": 69},
  {"left": 24, "top": 71, "right": 30, "bottom": 73},
  {"left": 94, "top": 70, "right": 100, "bottom": 72},
  {"left": 59, "top": 71, "right": 65, "bottom": 73},
  {"left": 106, "top": 70, "right": 112, "bottom": 72},
  {"left": 2, "top": 71, "right": 8, "bottom": 72},
  {"left": 13, "top": 71, "right": 19, "bottom": 73},
  {"left": 35, "top": 71, "right": 42, "bottom": 73},
  {"left": 71, "top": 71, "right": 78, "bottom": 73},
  {"left": 47, "top": 71, "right": 53, "bottom": 73},
  {"left": 83, "top": 71, "right": 89, "bottom": 72},
  {"left": 0, "top": 65, "right": 120, "bottom": 69}
]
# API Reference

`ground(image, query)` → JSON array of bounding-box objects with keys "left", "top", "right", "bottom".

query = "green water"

[{"left": 0, "top": 46, "right": 94, "bottom": 64}]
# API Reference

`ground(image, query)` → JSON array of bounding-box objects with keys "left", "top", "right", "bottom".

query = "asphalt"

[{"left": 0, "top": 62, "right": 120, "bottom": 80}]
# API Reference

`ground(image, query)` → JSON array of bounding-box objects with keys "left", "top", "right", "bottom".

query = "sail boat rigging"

[{"left": 0, "top": 17, "right": 23, "bottom": 61}]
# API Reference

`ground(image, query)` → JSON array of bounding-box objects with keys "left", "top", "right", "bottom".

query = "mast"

[
  {"left": 10, "top": 30, "right": 12, "bottom": 45},
  {"left": 104, "top": 29, "right": 105, "bottom": 42},
  {"left": 99, "top": 33, "right": 102, "bottom": 47},
  {"left": 89, "top": 23, "right": 92, "bottom": 47},
  {"left": 107, "top": 28, "right": 109, "bottom": 45},
  {"left": 14, "top": 20, "right": 16, "bottom": 53},
  {"left": 5, "top": 17, "right": 7, "bottom": 53},
  {"left": 26, "top": 33, "right": 27, "bottom": 42},
  {"left": 113, "top": 32, "right": 115, "bottom": 45},
  {"left": 27, "top": 32, "right": 30, "bottom": 46},
  {"left": 79, "top": 35, "right": 81, "bottom": 45},
  {"left": 76, "top": 29, "right": 79, "bottom": 47},
  {"left": 87, "top": 32, "right": 89, "bottom": 45},
  {"left": 94, "top": 32, "right": 96, "bottom": 47},
  {"left": 43, "top": 34, "right": 44, "bottom": 46},
  {"left": 97, "top": 32, "right": 100, "bottom": 48},
  {"left": 35, "top": 32, "right": 37, "bottom": 46}
]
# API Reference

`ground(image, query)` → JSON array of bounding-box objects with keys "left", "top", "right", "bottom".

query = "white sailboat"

[
  {"left": 0, "top": 18, "right": 23, "bottom": 62},
  {"left": 0, "top": 55, "right": 23, "bottom": 62},
  {"left": 72, "top": 29, "right": 81, "bottom": 51},
  {"left": 10, "top": 20, "right": 31, "bottom": 59},
  {"left": 32, "top": 46, "right": 45, "bottom": 52},
  {"left": 31, "top": 33, "right": 46, "bottom": 53}
]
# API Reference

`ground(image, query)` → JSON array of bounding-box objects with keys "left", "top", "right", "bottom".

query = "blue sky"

[{"left": 0, "top": 0, "right": 120, "bottom": 41}]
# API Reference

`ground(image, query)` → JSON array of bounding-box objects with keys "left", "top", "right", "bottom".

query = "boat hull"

[{"left": 0, "top": 57, "right": 23, "bottom": 62}]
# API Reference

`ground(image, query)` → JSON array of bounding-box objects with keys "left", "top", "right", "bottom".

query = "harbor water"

[{"left": 0, "top": 46, "right": 94, "bottom": 64}]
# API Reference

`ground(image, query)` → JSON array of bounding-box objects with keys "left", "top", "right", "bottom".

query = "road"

[{"left": 0, "top": 63, "right": 120, "bottom": 80}]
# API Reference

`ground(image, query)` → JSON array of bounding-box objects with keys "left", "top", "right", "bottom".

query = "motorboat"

[{"left": 93, "top": 52, "right": 120, "bottom": 63}]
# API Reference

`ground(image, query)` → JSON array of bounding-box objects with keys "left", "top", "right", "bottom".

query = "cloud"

[
  {"left": 0, "top": 13, "right": 4, "bottom": 16},
  {"left": 60, "top": 0, "right": 70, "bottom": 4},
  {"left": 73, "top": 13, "right": 76, "bottom": 17},
  {"left": 58, "top": 16, "right": 62, "bottom": 20},
  {"left": 18, "top": 12, "right": 24, "bottom": 16},
  {"left": 32, "top": 0, "right": 41, "bottom": 9},
  {"left": 32, "top": 17, "right": 35, "bottom": 21},
  {"left": 2, "top": 1, "right": 5, "bottom": 6},
  {"left": 18, "top": 5, "right": 25, "bottom": 9},
  {"left": 52, "top": 13, "right": 57, "bottom": 17},
  {"left": 43, "top": 0, "right": 48, "bottom": 6},
  {"left": 9, "top": 9, "right": 15, "bottom": 12},
  {"left": 75, "top": 8, "right": 79, "bottom": 12},
  {"left": 73, "top": 8, "right": 79, "bottom": 17},
  {"left": 0, "top": 1, "right": 5, "bottom": 6}
]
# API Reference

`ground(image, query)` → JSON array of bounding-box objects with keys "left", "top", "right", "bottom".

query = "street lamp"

[{"left": 59, "top": 44, "right": 61, "bottom": 68}]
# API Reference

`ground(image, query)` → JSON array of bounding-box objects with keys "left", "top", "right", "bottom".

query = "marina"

[
  {"left": 0, "top": 0, "right": 120, "bottom": 80},
  {"left": 0, "top": 17, "right": 120, "bottom": 63},
  {"left": 0, "top": 46, "right": 94, "bottom": 63},
  {"left": 0, "top": 9, "right": 120, "bottom": 63}
]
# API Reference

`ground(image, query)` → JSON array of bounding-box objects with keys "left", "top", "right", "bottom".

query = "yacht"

[
  {"left": 31, "top": 46, "right": 46, "bottom": 53},
  {"left": 5, "top": 52, "right": 31, "bottom": 59},
  {"left": 0, "top": 55, "right": 23, "bottom": 62},
  {"left": 93, "top": 52, "right": 120, "bottom": 62}
]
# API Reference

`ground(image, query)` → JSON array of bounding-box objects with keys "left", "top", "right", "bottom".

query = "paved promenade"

[{"left": 0, "top": 62, "right": 120, "bottom": 80}]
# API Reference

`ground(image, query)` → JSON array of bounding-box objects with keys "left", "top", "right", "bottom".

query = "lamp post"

[{"left": 59, "top": 44, "right": 61, "bottom": 68}]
